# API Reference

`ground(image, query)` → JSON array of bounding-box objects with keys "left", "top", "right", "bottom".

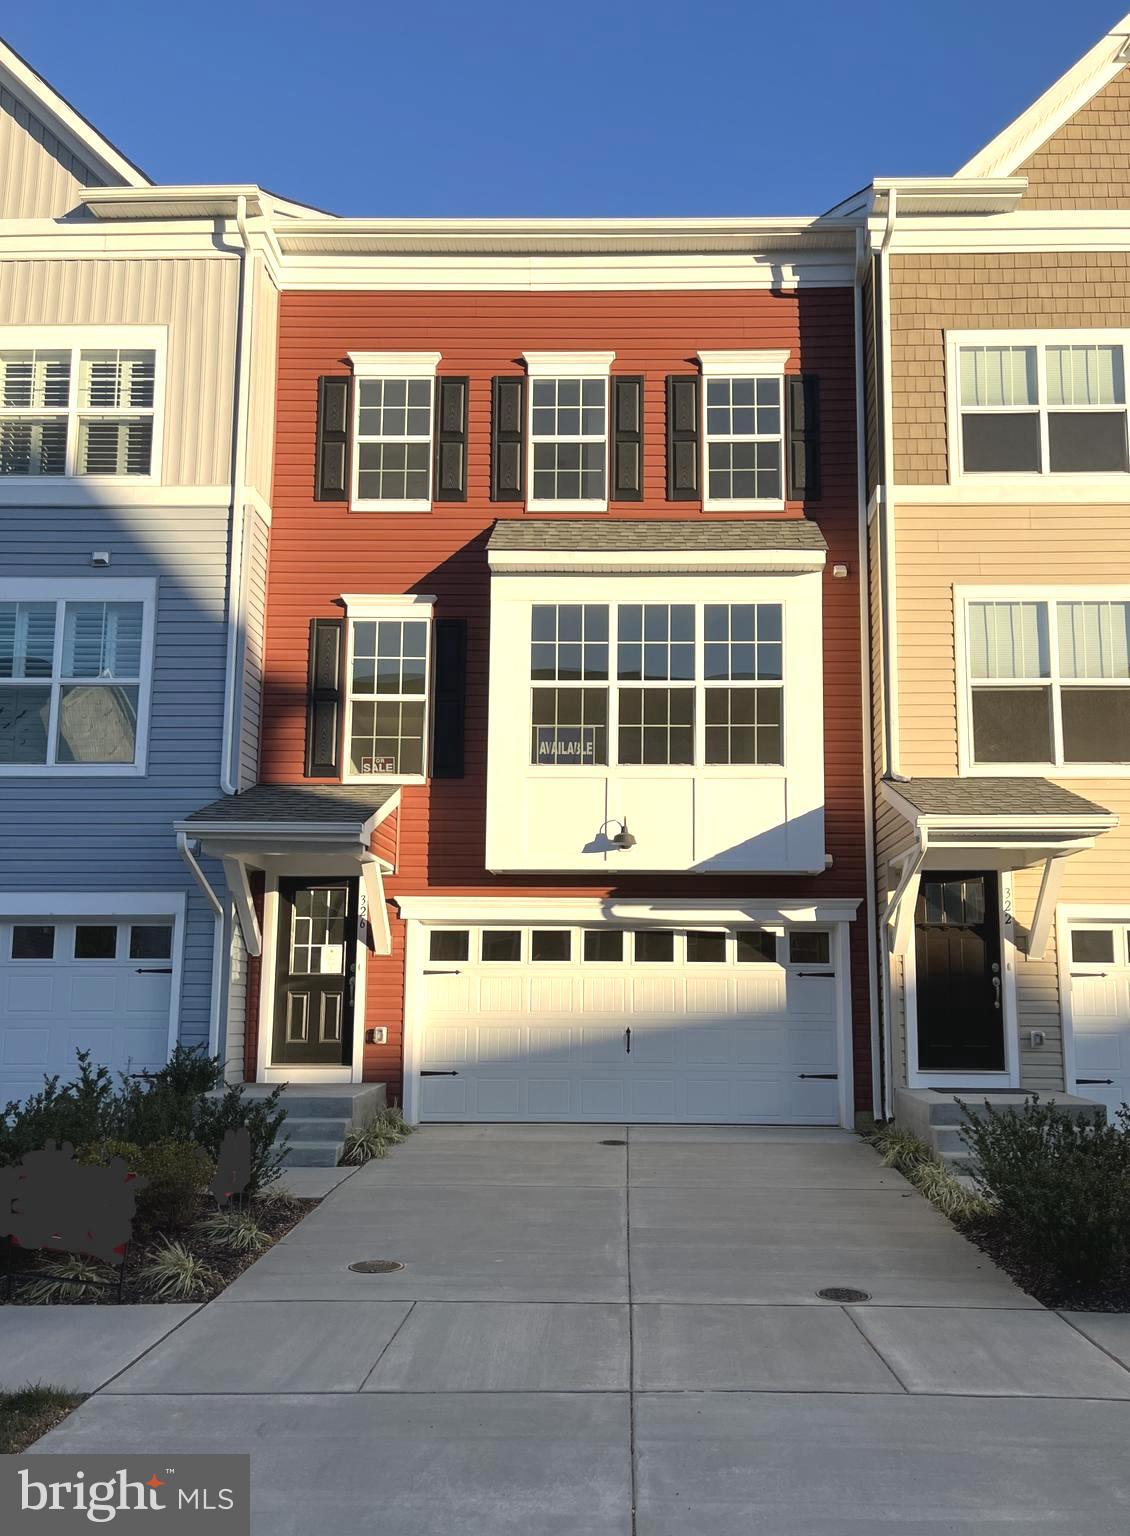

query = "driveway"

[{"left": 35, "top": 1125, "right": 1130, "bottom": 1533}]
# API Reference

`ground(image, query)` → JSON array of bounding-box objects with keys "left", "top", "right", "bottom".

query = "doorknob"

[{"left": 992, "top": 975, "right": 1001, "bottom": 1010}]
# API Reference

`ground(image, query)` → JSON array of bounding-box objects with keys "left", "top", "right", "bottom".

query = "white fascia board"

[
  {"left": 0, "top": 890, "right": 187, "bottom": 918},
  {"left": 395, "top": 896, "right": 861, "bottom": 924},
  {"left": 869, "top": 178, "right": 1026, "bottom": 215},
  {"left": 340, "top": 594, "right": 436, "bottom": 614},
  {"left": 698, "top": 349, "right": 791, "bottom": 376},
  {"left": 486, "top": 549, "right": 826, "bottom": 574},
  {"left": 955, "top": 16, "right": 1130, "bottom": 180},
  {"left": 348, "top": 352, "right": 441, "bottom": 377},
  {"left": 522, "top": 351, "right": 615, "bottom": 376}
]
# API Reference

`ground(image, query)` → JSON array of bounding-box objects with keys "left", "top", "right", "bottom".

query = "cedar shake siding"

[
  {"left": 261, "top": 288, "right": 870, "bottom": 1107},
  {"left": 1017, "top": 66, "right": 1130, "bottom": 210}
]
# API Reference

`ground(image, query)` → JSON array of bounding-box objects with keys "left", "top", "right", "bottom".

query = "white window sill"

[
  {"left": 963, "top": 764, "right": 1130, "bottom": 779},
  {"left": 526, "top": 499, "right": 609, "bottom": 514},
  {"left": 0, "top": 763, "right": 146, "bottom": 777},
  {"left": 701, "top": 498, "right": 786, "bottom": 513},
  {"left": 350, "top": 500, "right": 433, "bottom": 514},
  {"left": 342, "top": 773, "right": 426, "bottom": 787}
]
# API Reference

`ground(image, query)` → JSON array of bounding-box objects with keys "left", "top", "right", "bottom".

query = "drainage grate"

[
  {"left": 600, "top": 1138, "right": 626, "bottom": 1146},
  {"left": 348, "top": 1259, "right": 405, "bottom": 1274},
  {"left": 816, "top": 1286, "right": 871, "bottom": 1303}
]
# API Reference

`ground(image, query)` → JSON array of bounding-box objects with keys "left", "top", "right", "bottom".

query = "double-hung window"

[
  {"left": 951, "top": 332, "right": 1130, "bottom": 477},
  {"left": 344, "top": 597, "right": 434, "bottom": 780},
  {"left": 528, "top": 600, "right": 785, "bottom": 769},
  {"left": 962, "top": 592, "right": 1130, "bottom": 768},
  {"left": 699, "top": 350, "right": 788, "bottom": 510},
  {"left": 349, "top": 353, "right": 441, "bottom": 511},
  {"left": 0, "top": 331, "right": 162, "bottom": 481},
  {"left": 0, "top": 579, "right": 154, "bottom": 773},
  {"left": 524, "top": 353, "right": 614, "bottom": 511}
]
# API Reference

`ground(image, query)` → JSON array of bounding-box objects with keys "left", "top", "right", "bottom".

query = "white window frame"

[
  {"left": 955, "top": 583, "right": 1130, "bottom": 778},
  {"left": 523, "top": 352, "right": 615, "bottom": 513},
  {"left": 527, "top": 598, "right": 786, "bottom": 775},
  {"left": 341, "top": 593, "right": 436, "bottom": 785},
  {"left": 699, "top": 350, "right": 789, "bottom": 513},
  {"left": 0, "top": 325, "right": 165, "bottom": 486},
  {"left": 0, "top": 577, "right": 156, "bottom": 777},
  {"left": 946, "top": 329, "right": 1130, "bottom": 489},
  {"left": 348, "top": 352, "right": 441, "bottom": 513}
]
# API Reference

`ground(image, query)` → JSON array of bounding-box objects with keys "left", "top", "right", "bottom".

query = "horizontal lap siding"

[{"left": 266, "top": 289, "right": 870, "bottom": 1106}]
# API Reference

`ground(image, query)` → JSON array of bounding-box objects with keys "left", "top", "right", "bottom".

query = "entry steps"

[
  {"left": 894, "top": 1087, "right": 1105, "bottom": 1175},
  {"left": 216, "top": 1082, "right": 387, "bottom": 1168}
]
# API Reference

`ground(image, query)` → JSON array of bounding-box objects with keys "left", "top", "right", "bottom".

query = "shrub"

[
  {"left": 960, "top": 1096, "right": 1130, "bottom": 1286},
  {"left": 342, "top": 1106, "right": 414, "bottom": 1166},
  {"left": 195, "top": 1210, "right": 271, "bottom": 1255},
  {"left": 193, "top": 1083, "right": 287, "bottom": 1194},
  {"left": 19, "top": 1254, "right": 117, "bottom": 1304},
  {"left": 138, "top": 1239, "right": 218, "bottom": 1301},
  {"left": 0, "top": 1053, "right": 117, "bottom": 1165},
  {"left": 81, "top": 1137, "right": 213, "bottom": 1233}
]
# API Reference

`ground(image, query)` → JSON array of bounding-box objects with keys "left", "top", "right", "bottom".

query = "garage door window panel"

[
  {"left": 481, "top": 929, "right": 522, "bottom": 962},
  {"left": 429, "top": 930, "right": 469, "bottom": 963},
  {"left": 583, "top": 930, "right": 624, "bottom": 962},
  {"left": 129, "top": 924, "right": 172, "bottom": 961},
  {"left": 789, "top": 931, "right": 831, "bottom": 966},
  {"left": 12, "top": 924, "right": 54, "bottom": 960},
  {"left": 737, "top": 929, "right": 778, "bottom": 964},
  {"left": 531, "top": 930, "right": 572, "bottom": 962},
  {"left": 1071, "top": 928, "right": 1116, "bottom": 965},
  {"left": 686, "top": 931, "right": 727, "bottom": 964},
  {"left": 633, "top": 930, "right": 675, "bottom": 963},
  {"left": 74, "top": 924, "right": 117, "bottom": 960}
]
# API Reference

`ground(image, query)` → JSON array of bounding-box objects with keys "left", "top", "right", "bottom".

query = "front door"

[
  {"left": 273, "top": 878, "right": 357, "bottom": 1067},
  {"left": 914, "top": 871, "right": 1005, "bottom": 1074}
]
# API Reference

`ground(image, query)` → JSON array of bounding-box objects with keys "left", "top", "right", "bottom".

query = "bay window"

[{"left": 962, "top": 592, "right": 1130, "bottom": 768}]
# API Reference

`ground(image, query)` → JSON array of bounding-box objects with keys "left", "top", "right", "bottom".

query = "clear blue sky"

[{"left": 5, "top": 1, "right": 1124, "bottom": 216}]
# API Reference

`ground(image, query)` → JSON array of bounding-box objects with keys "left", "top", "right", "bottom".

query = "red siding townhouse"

[{"left": 185, "top": 221, "right": 876, "bottom": 1139}]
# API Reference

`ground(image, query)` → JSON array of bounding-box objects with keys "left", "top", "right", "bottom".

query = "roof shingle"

[
  {"left": 885, "top": 777, "right": 1110, "bottom": 819},
  {"left": 487, "top": 518, "right": 826, "bottom": 552},
  {"left": 184, "top": 784, "right": 397, "bottom": 825}
]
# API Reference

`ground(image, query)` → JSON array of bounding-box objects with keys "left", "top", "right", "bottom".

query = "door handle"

[
  {"left": 423, "top": 968, "right": 462, "bottom": 975},
  {"left": 798, "top": 1073, "right": 838, "bottom": 1080},
  {"left": 421, "top": 1070, "right": 459, "bottom": 1077},
  {"left": 625, "top": 1027, "right": 631, "bottom": 1055},
  {"left": 991, "top": 975, "right": 1001, "bottom": 1010},
  {"left": 135, "top": 966, "right": 173, "bottom": 974}
]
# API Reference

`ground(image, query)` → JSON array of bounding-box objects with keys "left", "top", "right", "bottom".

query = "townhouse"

[
  {"left": 858, "top": 13, "right": 1130, "bottom": 1128},
  {"left": 181, "top": 227, "right": 877, "bottom": 1128},
  {"left": 0, "top": 41, "right": 297, "bottom": 1098}
]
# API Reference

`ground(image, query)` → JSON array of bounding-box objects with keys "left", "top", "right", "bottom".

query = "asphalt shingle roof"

[
  {"left": 487, "top": 518, "right": 827, "bottom": 552},
  {"left": 885, "top": 777, "right": 1110, "bottom": 819},
  {"left": 184, "top": 784, "right": 398, "bottom": 825}
]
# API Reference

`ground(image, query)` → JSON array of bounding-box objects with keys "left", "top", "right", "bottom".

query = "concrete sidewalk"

[{"left": 30, "top": 1124, "right": 1130, "bottom": 1534}]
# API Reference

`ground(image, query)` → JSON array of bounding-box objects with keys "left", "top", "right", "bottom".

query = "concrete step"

[
  {"left": 282, "top": 1117, "right": 351, "bottom": 1142},
  {"left": 932, "top": 1126, "right": 970, "bottom": 1154},
  {"left": 277, "top": 1087, "right": 386, "bottom": 1122},
  {"left": 280, "top": 1140, "right": 346, "bottom": 1168}
]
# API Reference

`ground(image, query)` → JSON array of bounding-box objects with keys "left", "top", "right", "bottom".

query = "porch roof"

[
  {"left": 180, "top": 783, "right": 398, "bottom": 833},
  {"left": 883, "top": 777, "right": 1110, "bottom": 821}
]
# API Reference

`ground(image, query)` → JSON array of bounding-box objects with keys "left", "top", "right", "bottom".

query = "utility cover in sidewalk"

[
  {"left": 816, "top": 1286, "right": 871, "bottom": 1303},
  {"left": 349, "top": 1259, "right": 405, "bottom": 1274},
  {"left": 600, "top": 1139, "right": 626, "bottom": 1146}
]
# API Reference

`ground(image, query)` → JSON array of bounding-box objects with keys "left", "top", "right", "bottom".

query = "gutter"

[
  {"left": 177, "top": 832, "right": 224, "bottom": 1059},
  {"left": 877, "top": 189, "right": 900, "bottom": 779}
]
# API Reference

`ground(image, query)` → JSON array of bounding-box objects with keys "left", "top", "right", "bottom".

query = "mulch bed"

[
  {"left": 958, "top": 1214, "right": 1130, "bottom": 1312},
  {"left": 1, "top": 1194, "right": 318, "bottom": 1306}
]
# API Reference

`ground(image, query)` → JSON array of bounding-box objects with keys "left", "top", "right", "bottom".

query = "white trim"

[
  {"left": 955, "top": 15, "right": 1130, "bottom": 180},
  {"left": 954, "top": 582, "right": 1130, "bottom": 777},
  {"left": 394, "top": 895, "right": 861, "bottom": 923},
  {"left": 348, "top": 358, "right": 438, "bottom": 514},
  {"left": 348, "top": 352, "right": 442, "bottom": 377},
  {"left": 895, "top": 479, "right": 1130, "bottom": 505},
  {"left": 340, "top": 593, "right": 436, "bottom": 615},
  {"left": 0, "top": 575, "right": 156, "bottom": 777},
  {"left": 522, "top": 351, "right": 616, "bottom": 377},
  {"left": 0, "top": 888, "right": 186, "bottom": 1061},
  {"left": 699, "top": 354, "right": 788, "bottom": 514},
  {"left": 697, "top": 349, "right": 790, "bottom": 376},
  {"left": 1055, "top": 899, "right": 1130, "bottom": 1097},
  {"left": 486, "top": 548, "right": 826, "bottom": 574},
  {"left": 222, "top": 856, "right": 262, "bottom": 958},
  {"left": 340, "top": 598, "right": 435, "bottom": 787},
  {"left": 0, "top": 484, "right": 234, "bottom": 509}
]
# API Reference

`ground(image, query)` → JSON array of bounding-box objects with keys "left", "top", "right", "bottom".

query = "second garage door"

[{"left": 416, "top": 923, "right": 842, "bottom": 1124}]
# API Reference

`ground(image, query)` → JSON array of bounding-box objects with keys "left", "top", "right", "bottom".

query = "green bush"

[
  {"left": 193, "top": 1083, "right": 287, "bottom": 1194},
  {"left": 960, "top": 1096, "right": 1130, "bottom": 1286},
  {"left": 77, "top": 1136, "right": 213, "bottom": 1233},
  {"left": 0, "top": 1052, "right": 116, "bottom": 1164}
]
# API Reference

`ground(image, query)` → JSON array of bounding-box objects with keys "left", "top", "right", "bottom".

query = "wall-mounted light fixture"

[{"left": 603, "top": 818, "right": 637, "bottom": 850}]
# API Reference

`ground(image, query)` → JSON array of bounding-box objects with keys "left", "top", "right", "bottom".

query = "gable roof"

[
  {"left": 956, "top": 13, "right": 1130, "bottom": 179},
  {"left": 0, "top": 35, "right": 149, "bottom": 188}
]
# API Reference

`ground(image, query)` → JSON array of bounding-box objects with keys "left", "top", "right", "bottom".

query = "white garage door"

[
  {"left": 0, "top": 918, "right": 174, "bottom": 1103},
  {"left": 1067, "top": 920, "right": 1130, "bottom": 1122},
  {"left": 417, "top": 924, "right": 841, "bottom": 1124}
]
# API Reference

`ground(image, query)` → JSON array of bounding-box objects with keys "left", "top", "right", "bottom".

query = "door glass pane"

[
  {"left": 429, "top": 930, "right": 469, "bottom": 962},
  {"left": 481, "top": 929, "right": 521, "bottom": 962},
  {"left": 290, "top": 886, "right": 348, "bottom": 975},
  {"left": 789, "top": 931, "right": 831, "bottom": 966},
  {"left": 129, "top": 924, "right": 173, "bottom": 960},
  {"left": 12, "top": 924, "right": 54, "bottom": 959},
  {"left": 971, "top": 687, "right": 1053, "bottom": 763},
  {"left": 1061, "top": 688, "right": 1130, "bottom": 763},
  {"left": 583, "top": 930, "right": 624, "bottom": 963},
  {"left": 74, "top": 924, "right": 117, "bottom": 959},
  {"left": 530, "top": 930, "right": 571, "bottom": 962},
  {"left": 736, "top": 929, "right": 777, "bottom": 964},
  {"left": 633, "top": 929, "right": 674, "bottom": 962},
  {"left": 686, "top": 931, "right": 726, "bottom": 963},
  {"left": 1071, "top": 929, "right": 1115, "bottom": 964}
]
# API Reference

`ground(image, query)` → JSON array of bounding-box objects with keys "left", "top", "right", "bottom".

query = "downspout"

[
  {"left": 177, "top": 832, "right": 224, "bottom": 1058},
  {"left": 877, "top": 188, "right": 900, "bottom": 778},
  {"left": 853, "top": 227, "right": 883, "bottom": 1123},
  {"left": 219, "top": 194, "right": 256, "bottom": 798}
]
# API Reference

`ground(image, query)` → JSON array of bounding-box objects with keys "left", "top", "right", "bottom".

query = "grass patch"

[{"left": 0, "top": 1385, "right": 85, "bottom": 1453}]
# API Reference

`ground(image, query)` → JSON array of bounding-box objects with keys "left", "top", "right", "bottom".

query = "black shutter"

[
  {"left": 431, "top": 618, "right": 467, "bottom": 779},
  {"left": 305, "top": 618, "right": 343, "bottom": 777},
  {"left": 786, "top": 374, "right": 821, "bottom": 500},
  {"left": 666, "top": 375, "right": 699, "bottom": 500},
  {"left": 612, "top": 376, "right": 644, "bottom": 501},
  {"left": 315, "top": 376, "right": 350, "bottom": 501},
  {"left": 434, "top": 376, "right": 469, "bottom": 501},
  {"left": 491, "top": 376, "right": 525, "bottom": 501}
]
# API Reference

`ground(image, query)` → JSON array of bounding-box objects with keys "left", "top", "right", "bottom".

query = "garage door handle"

[
  {"left": 1070, "top": 971, "right": 1109, "bottom": 978},
  {"left": 136, "top": 967, "right": 173, "bottom": 973},
  {"left": 625, "top": 1027, "right": 631, "bottom": 1054},
  {"left": 421, "top": 1070, "right": 459, "bottom": 1077},
  {"left": 798, "top": 1073, "right": 838, "bottom": 1080},
  {"left": 796, "top": 971, "right": 836, "bottom": 978},
  {"left": 423, "top": 968, "right": 462, "bottom": 975},
  {"left": 1077, "top": 1077, "right": 1114, "bottom": 1085}
]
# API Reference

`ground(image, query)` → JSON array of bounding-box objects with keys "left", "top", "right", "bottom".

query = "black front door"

[
  {"left": 273, "top": 878, "right": 357, "bottom": 1067},
  {"left": 914, "top": 871, "right": 1004, "bottom": 1073}
]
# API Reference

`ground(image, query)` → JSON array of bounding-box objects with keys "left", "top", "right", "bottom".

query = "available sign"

[{"left": 1, "top": 1454, "right": 250, "bottom": 1530}]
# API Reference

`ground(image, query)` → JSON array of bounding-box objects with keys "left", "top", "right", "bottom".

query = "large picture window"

[
  {"left": 0, "top": 336, "right": 160, "bottom": 480},
  {"left": 963, "top": 593, "right": 1130, "bottom": 768},
  {"left": 0, "top": 582, "right": 154, "bottom": 772},
  {"left": 529, "top": 600, "right": 784, "bottom": 769},
  {"left": 952, "top": 333, "right": 1130, "bottom": 477}
]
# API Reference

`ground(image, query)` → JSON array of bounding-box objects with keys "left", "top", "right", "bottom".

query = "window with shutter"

[
  {"left": 347, "top": 352, "right": 442, "bottom": 510},
  {"left": 523, "top": 352, "right": 615, "bottom": 511},
  {"left": 340, "top": 596, "right": 437, "bottom": 782},
  {"left": 698, "top": 350, "right": 789, "bottom": 511}
]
